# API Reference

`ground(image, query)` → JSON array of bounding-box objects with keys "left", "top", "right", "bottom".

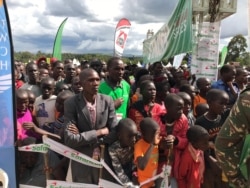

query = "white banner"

[
  {"left": 191, "top": 22, "right": 221, "bottom": 81},
  {"left": 19, "top": 184, "right": 43, "bottom": 188},
  {"left": 18, "top": 144, "right": 48, "bottom": 153},
  {"left": 43, "top": 137, "right": 124, "bottom": 186},
  {"left": 101, "top": 159, "right": 124, "bottom": 185},
  {"left": 173, "top": 53, "right": 186, "bottom": 69},
  {"left": 99, "top": 179, "right": 123, "bottom": 188},
  {"left": 139, "top": 165, "right": 171, "bottom": 188},
  {"left": 43, "top": 136, "right": 102, "bottom": 168},
  {"left": 46, "top": 180, "right": 99, "bottom": 188}
]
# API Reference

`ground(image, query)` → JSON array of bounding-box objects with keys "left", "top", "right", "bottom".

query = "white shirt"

[{"left": 34, "top": 95, "right": 57, "bottom": 127}]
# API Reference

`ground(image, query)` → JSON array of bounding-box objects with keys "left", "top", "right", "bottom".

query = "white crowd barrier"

[
  {"left": 46, "top": 180, "right": 99, "bottom": 188},
  {"left": 18, "top": 136, "right": 170, "bottom": 187},
  {"left": 18, "top": 144, "right": 48, "bottom": 153},
  {"left": 19, "top": 185, "right": 43, "bottom": 188}
]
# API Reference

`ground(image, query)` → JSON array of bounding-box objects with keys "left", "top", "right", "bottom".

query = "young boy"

[
  {"left": 179, "top": 84, "right": 197, "bottom": 102},
  {"left": 134, "top": 117, "right": 161, "bottom": 188},
  {"left": 160, "top": 94, "right": 189, "bottom": 187},
  {"left": 108, "top": 118, "right": 138, "bottom": 185},
  {"left": 195, "top": 103, "right": 209, "bottom": 118},
  {"left": 155, "top": 80, "right": 170, "bottom": 108},
  {"left": 55, "top": 83, "right": 70, "bottom": 95},
  {"left": 34, "top": 77, "right": 57, "bottom": 128},
  {"left": 193, "top": 77, "right": 211, "bottom": 116},
  {"left": 42, "top": 90, "right": 74, "bottom": 136},
  {"left": 177, "top": 92, "right": 195, "bottom": 127},
  {"left": 195, "top": 89, "right": 229, "bottom": 188},
  {"left": 71, "top": 76, "right": 83, "bottom": 94},
  {"left": 178, "top": 126, "right": 209, "bottom": 188}
]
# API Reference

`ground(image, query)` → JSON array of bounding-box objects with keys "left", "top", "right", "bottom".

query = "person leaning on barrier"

[{"left": 64, "top": 68, "right": 117, "bottom": 184}]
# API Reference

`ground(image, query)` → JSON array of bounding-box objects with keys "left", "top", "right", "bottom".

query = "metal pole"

[{"left": 99, "top": 144, "right": 105, "bottom": 179}]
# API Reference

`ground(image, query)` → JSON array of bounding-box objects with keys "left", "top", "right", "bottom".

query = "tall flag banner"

[
  {"left": 191, "top": 22, "right": 221, "bottom": 82},
  {"left": 0, "top": 0, "right": 17, "bottom": 187},
  {"left": 143, "top": 0, "right": 193, "bottom": 64},
  {"left": 220, "top": 46, "right": 228, "bottom": 67},
  {"left": 52, "top": 17, "right": 68, "bottom": 60},
  {"left": 114, "top": 18, "right": 131, "bottom": 57}
]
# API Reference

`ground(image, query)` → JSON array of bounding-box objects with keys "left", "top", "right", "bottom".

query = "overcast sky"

[{"left": 6, "top": 0, "right": 248, "bottom": 56}]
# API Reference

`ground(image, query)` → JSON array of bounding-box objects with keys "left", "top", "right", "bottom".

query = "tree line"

[
  {"left": 14, "top": 34, "right": 250, "bottom": 67},
  {"left": 14, "top": 51, "right": 143, "bottom": 65}
]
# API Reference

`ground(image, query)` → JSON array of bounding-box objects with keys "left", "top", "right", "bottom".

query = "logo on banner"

[{"left": 116, "top": 30, "right": 127, "bottom": 48}]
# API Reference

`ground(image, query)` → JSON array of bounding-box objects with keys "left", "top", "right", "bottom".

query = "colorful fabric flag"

[
  {"left": 220, "top": 46, "right": 228, "bottom": 67},
  {"left": 0, "top": 0, "right": 17, "bottom": 187},
  {"left": 143, "top": 0, "right": 193, "bottom": 64},
  {"left": 52, "top": 17, "right": 68, "bottom": 60},
  {"left": 114, "top": 18, "right": 131, "bottom": 57}
]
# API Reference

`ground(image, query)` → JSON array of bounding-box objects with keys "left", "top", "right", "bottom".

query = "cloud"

[
  {"left": 5, "top": 0, "right": 248, "bottom": 57},
  {"left": 116, "top": 0, "right": 178, "bottom": 23},
  {"left": 44, "top": 0, "right": 94, "bottom": 19},
  {"left": 221, "top": 0, "right": 247, "bottom": 38}
]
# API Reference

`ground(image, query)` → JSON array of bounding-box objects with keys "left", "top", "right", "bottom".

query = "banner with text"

[
  {"left": 190, "top": 22, "right": 221, "bottom": 81},
  {"left": 43, "top": 136, "right": 103, "bottom": 168},
  {"left": 143, "top": 0, "right": 192, "bottom": 64},
  {"left": 46, "top": 180, "right": 99, "bottom": 188},
  {"left": 18, "top": 144, "right": 48, "bottom": 153},
  {"left": 0, "top": 0, "right": 17, "bottom": 187}
]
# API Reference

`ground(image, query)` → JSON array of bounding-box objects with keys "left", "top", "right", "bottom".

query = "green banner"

[
  {"left": 219, "top": 46, "right": 228, "bottom": 67},
  {"left": 143, "top": 0, "right": 193, "bottom": 64},
  {"left": 52, "top": 17, "right": 68, "bottom": 60}
]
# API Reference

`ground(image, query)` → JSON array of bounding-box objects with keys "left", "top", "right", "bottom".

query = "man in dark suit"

[{"left": 64, "top": 68, "right": 117, "bottom": 184}]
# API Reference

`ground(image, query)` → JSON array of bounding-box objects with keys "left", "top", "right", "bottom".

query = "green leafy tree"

[
  {"left": 236, "top": 52, "right": 250, "bottom": 66},
  {"left": 225, "top": 34, "right": 247, "bottom": 63},
  {"left": 14, "top": 51, "right": 143, "bottom": 65}
]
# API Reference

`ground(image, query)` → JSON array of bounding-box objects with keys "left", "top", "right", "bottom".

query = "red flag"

[{"left": 114, "top": 18, "right": 131, "bottom": 57}]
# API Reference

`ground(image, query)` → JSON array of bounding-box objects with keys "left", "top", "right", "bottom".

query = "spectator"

[
  {"left": 215, "top": 88, "right": 250, "bottom": 187},
  {"left": 134, "top": 117, "right": 161, "bottom": 188},
  {"left": 178, "top": 126, "right": 209, "bottom": 188},
  {"left": 109, "top": 118, "right": 138, "bottom": 185},
  {"left": 99, "top": 57, "right": 130, "bottom": 120},
  {"left": 234, "top": 67, "right": 248, "bottom": 92},
  {"left": 193, "top": 77, "right": 211, "bottom": 116},
  {"left": 211, "top": 64, "right": 238, "bottom": 107},
  {"left": 20, "top": 62, "right": 41, "bottom": 97},
  {"left": 64, "top": 68, "right": 117, "bottom": 184},
  {"left": 34, "top": 77, "right": 56, "bottom": 128}
]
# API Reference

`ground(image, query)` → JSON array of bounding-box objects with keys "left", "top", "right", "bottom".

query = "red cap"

[
  {"left": 37, "top": 57, "right": 46, "bottom": 64},
  {"left": 50, "top": 57, "right": 57, "bottom": 64}
]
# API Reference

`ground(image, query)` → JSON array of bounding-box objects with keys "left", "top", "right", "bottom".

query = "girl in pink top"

[{"left": 16, "top": 89, "right": 60, "bottom": 141}]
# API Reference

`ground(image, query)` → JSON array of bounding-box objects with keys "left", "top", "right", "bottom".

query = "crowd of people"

[{"left": 13, "top": 56, "right": 250, "bottom": 188}]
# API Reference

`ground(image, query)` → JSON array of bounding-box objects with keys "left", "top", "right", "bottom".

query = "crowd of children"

[{"left": 13, "top": 57, "right": 250, "bottom": 188}]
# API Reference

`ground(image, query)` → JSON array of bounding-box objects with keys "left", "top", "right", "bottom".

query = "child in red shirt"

[
  {"left": 159, "top": 94, "right": 189, "bottom": 187},
  {"left": 178, "top": 125, "right": 209, "bottom": 188}
]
